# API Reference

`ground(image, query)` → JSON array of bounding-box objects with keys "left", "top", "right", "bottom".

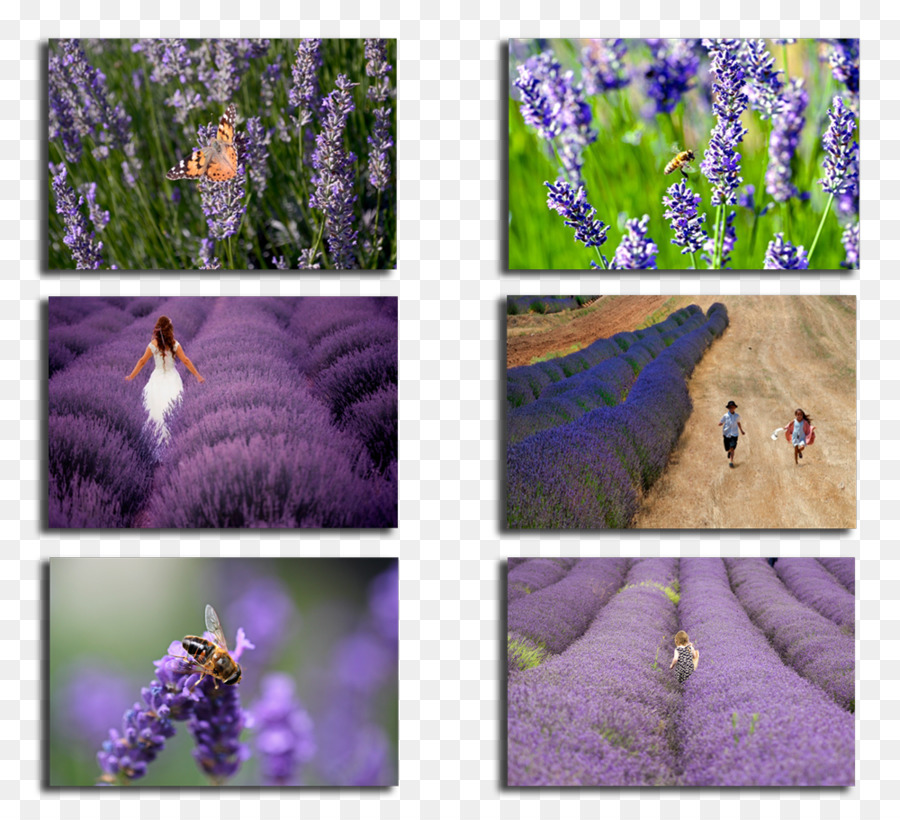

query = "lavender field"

[
  {"left": 48, "top": 296, "right": 397, "bottom": 528},
  {"left": 507, "top": 557, "right": 855, "bottom": 787},
  {"left": 506, "top": 303, "right": 728, "bottom": 528}
]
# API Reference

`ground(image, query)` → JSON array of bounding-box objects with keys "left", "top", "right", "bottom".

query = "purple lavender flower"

[
  {"left": 289, "top": 38, "right": 323, "bottom": 126},
  {"left": 260, "top": 58, "right": 283, "bottom": 116},
  {"left": 841, "top": 221, "right": 859, "bottom": 269},
  {"left": 242, "top": 116, "right": 271, "bottom": 194},
  {"left": 297, "top": 249, "right": 322, "bottom": 269},
  {"left": 185, "top": 628, "right": 254, "bottom": 784},
  {"left": 581, "top": 39, "right": 630, "bottom": 94},
  {"left": 190, "top": 118, "right": 247, "bottom": 241},
  {"left": 837, "top": 142, "right": 859, "bottom": 218},
  {"left": 766, "top": 78, "right": 808, "bottom": 203},
  {"left": 764, "top": 232, "right": 808, "bottom": 269},
  {"left": 609, "top": 214, "right": 658, "bottom": 270},
  {"left": 773, "top": 38, "right": 797, "bottom": 45},
  {"left": 310, "top": 74, "right": 359, "bottom": 269},
  {"left": 365, "top": 39, "right": 394, "bottom": 194},
  {"left": 701, "top": 39, "right": 749, "bottom": 207},
  {"left": 739, "top": 39, "right": 783, "bottom": 120},
  {"left": 663, "top": 180, "right": 707, "bottom": 255},
  {"left": 197, "top": 237, "right": 221, "bottom": 270},
  {"left": 49, "top": 163, "right": 107, "bottom": 269},
  {"left": 195, "top": 39, "right": 271, "bottom": 107},
  {"left": 820, "top": 95, "right": 859, "bottom": 196},
  {"left": 49, "top": 39, "right": 135, "bottom": 163},
  {"left": 252, "top": 674, "right": 316, "bottom": 785},
  {"left": 132, "top": 38, "right": 194, "bottom": 86},
  {"left": 544, "top": 179, "right": 609, "bottom": 260},
  {"left": 98, "top": 627, "right": 253, "bottom": 785},
  {"left": 825, "top": 39, "right": 859, "bottom": 113},
  {"left": 79, "top": 182, "right": 110, "bottom": 232},
  {"left": 513, "top": 62, "right": 560, "bottom": 142},
  {"left": 643, "top": 39, "right": 700, "bottom": 114},
  {"left": 514, "top": 51, "right": 597, "bottom": 185}
]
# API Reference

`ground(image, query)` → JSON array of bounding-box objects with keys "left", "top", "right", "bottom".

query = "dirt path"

[
  {"left": 634, "top": 296, "right": 856, "bottom": 529},
  {"left": 507, "top": 296, "right": 678, "bottom": 368}
]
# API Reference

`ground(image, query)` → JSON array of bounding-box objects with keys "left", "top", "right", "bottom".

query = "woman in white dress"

[{"left": 125, "top": 315, "right": 205, "bottom": 442}]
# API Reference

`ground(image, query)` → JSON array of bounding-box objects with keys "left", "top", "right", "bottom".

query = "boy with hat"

[{"left": 718, "top": 400, "right": 745, "bottom": 468}]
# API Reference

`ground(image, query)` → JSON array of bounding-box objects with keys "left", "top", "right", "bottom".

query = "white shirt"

[{"left": 721, "top": 411, "right": 740, "bottom": 437}]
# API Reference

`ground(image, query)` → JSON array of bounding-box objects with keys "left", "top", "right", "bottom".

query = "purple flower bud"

[
  {"left": 197, "top": 237, "right": 221, "bottom": 270},
  {"left": 836, "top": 142, "right": 859, "bottom": 218},
  {"left": 609, "top": 214, "right": 658, "bottom": 270},
  {"left": 739, "top": 39, "right": 783, "bottom": 120},
  {"left": 764, "top": 232, "right": 808, "bottom": 269},
  {"left": 78, "top": 182, "right": 110, "bottom": 233},
  {"left": 643, "top": 39, "right": 700, "bottom": 114},
  {"left": 310, "top": 74, "right": 360, "bottom": 269},
  {"left": 289, "top": 38, "right": 323, "bottom": 125},
  {"left": 700, "top": 40, "right": 749, "bottom": 207},
  {"left": 581, "top": 39, "right": 630, "bottom": 94},
  {"left": 841, "top": 221, "right": 859, "bottom": 269},
  {"left": 365, "top": 39, "right": 394, "bottom": 194},
  {"left": 663, "top": 180, "right": 708, "bottom": 255},
  {"left": 544, "top": 179, "right": 609, "bottom": 254},
  {"left": 766, "top": 78, "right": 808, "bottom": 203},
  {"left": 242, "top": 116, "right": 271, "bottom": 194},
  {"left": 820, "top": 95, "right": 859, "bottom": 196},
  {"left": 252, "top": 674, "right": 316, "bottom": 785},
  {"left": 514, "top": 50, "right": 597, "bottom": 186},
  {"left": 49, "top": 162, "right": 107, "bottom": 270},
  {"left": 825, "top": 39, "right": 859, "bottom": 101},
  {"left": 98, "top": 628, "right": 253, "bottom": 785},
  {"left": 297, "top": 249, "right": 322, "bottom": 269}
]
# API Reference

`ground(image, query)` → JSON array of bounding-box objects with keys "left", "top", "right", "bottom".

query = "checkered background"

[{"left": 4, "top": 1, "right": 896, "bottom": 817}]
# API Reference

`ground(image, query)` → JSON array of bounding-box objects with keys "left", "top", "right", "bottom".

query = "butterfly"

[{"left": 166, "top": 104, "right": 238, "bottom": 182}]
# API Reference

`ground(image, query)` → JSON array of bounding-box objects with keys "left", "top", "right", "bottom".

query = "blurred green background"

[
  {"left": 508, "top": 38, "right": 854, "bottom": 270},
  {"left": 48, "top": 557, "right": 397, "bottom": 787}
]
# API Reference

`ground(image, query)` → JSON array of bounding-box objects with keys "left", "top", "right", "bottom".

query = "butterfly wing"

[
  {"left": 205, "top": 145, "right": 238, "bottom": 181},
  {"left": 166, "top": 150, "right": 207, "bottom": 180},
  {"left": 217, "top": 104, "right": 236, "bottom": 146}
]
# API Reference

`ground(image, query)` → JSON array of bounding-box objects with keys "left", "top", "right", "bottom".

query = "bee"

[
  {"left": 665, "top": 145, "right": 695, "bottom": 178},
  {"left": 178, "top": 604, "right": 242, "bottom": 689}
]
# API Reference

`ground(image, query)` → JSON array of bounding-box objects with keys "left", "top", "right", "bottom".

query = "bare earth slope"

[
  {"left": 507, "top": 296, "right": 679, "bottom": 367},
  {"left": 633, "top": 296, "right": 856, "bottom": 529}
]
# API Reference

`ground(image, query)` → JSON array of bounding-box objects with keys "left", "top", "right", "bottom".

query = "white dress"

[{"left": 142, "top": 340, "right": 183, "bottom": 442}]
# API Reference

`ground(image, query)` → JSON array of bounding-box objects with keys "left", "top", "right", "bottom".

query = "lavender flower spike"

[
  {"left": 740, "top": 39, "right": 783, "bottom": 120},
  {"left": 764, "top": 232, "right": 808, "bottom": 269},
  {"left": 310, "top": 74, "right": 360, "bottom": 269},
  {"left": 544, "top": 179, "right": 609, "bottom": 264},
  {"left": 663, "top": 180, "right": 707, "bottom": 255},
  {"left": 365, "top": 39, "right": 393, "bottom": 194},
  {"left": 841, "top": 221, "right": 859, "bottom": 269},
  {"left": 49, "top": 163, "right": 106, "bottom": 270},
  {"left": 610, "top": 215, "right": 658, "bottom": 269},
  {"left": 252, "top": 673, "right": 316, "bottom": 785},
  {"left": 644, "top": 39, "right": 700, "bottom": 114},
  {"left": 98, "top": 627, "right": 254, "bottom": 785},
  {"left": 700, "top": 39, "right": 749, "bottom": 208},
  {"left": 187, "top": 628, "right": 255, "bottom": 783},
  {"left": 820, "top": 95, "right": 859, "bottom": 196},
  {"left": 766, "top": 79, "right": 808, "bottom": 203},
  {"left": 193, "top": 117, "right": 247, "bottom": 241},
  {"left": 581, "top": 39, "right": 630, "bottom": 94},
  {"left": 513, "top": 62, "right": 560, "bottom": 142}
]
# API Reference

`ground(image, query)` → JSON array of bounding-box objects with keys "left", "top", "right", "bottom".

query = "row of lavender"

[
  {"left": 49, "top": 297, "right": 215, "bottom": 527},
  {"left": 507, "top": 557, "right": 855, "bottom": 786},
  {"left": 507, "top": 304, "right": 728, "bottom": 528},
  {"left": 507, "top": 304, "right": 702, "bottom": 409},
  {"left": 506, "top": 296, "right": 598, "bottom": 315},
  {"left": 508, "top": 307, "right": 709, "bottom": 445},
  {"left": 147, "top": 298, "right": 396, "bottom": 527},
  {"left": 48, "top": 297, "right": 397, "bottom": 527}
]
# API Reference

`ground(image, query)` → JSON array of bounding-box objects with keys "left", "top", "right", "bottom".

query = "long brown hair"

[
  {"left": 795, "top": 408, "right": 812, "bottom": 424},
  {"left": 153, "top": 316, "right": 176, "bottom": 358}
]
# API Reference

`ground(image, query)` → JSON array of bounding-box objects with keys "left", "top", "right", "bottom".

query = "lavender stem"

[{"left": 806, "top": 192, "right": 836, "bottom": 266}]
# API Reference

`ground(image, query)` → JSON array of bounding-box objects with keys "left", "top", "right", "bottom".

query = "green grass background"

[
  {"left": 48, "top": 39, "right": 397, "bottom": 270},
  {"left": 508, "top": 39, "right": 855, "bottom": 271}
]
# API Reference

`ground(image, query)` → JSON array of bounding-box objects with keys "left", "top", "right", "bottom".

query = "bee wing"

[
  {"left": 670, "top": 142, "right": 682, "bottom": 153},
  {"left": 205, "top": 604, "right": 229, "bottom": 649}
]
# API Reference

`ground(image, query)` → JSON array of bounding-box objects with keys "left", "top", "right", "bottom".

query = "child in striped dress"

[{"left": 669, "top": 630, "right": 700, "bottom": 684}]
